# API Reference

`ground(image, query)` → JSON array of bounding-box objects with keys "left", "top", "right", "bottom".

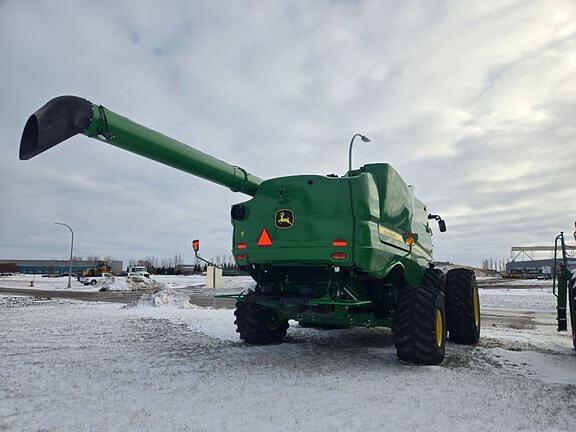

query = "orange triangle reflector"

[{"left": 257, "top": 228, "right": 273, "bottom": 247}]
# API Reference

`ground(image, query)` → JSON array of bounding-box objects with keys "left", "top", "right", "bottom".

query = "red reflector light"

[
  {"left": 237, "top": 242, "right": 247, "bottom": 249},
  {"left": 236, "top": 254, "right": 246, "bottom": 260},
  {"left": 331, "top": 252, "right": 347, "bottom": 260},
  {"left": 332, "top": 240, "right": 347, "bottom": 247},
  {"left": 257, "top": 229, "right": 273, "bottom": 247}
]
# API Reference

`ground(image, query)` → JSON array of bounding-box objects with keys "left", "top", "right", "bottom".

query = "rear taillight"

[
  {"left": 331, "top": 252, "right": 347, "bottom": 260},
  {"left": 332, "top": 240, "right": 347, "bottom": 247},
  {"left": 236, "top": 254, "right": 247, "bottom": 261},
  {"left": 237, "top": 242, "right": 247, "bottom": 249}
]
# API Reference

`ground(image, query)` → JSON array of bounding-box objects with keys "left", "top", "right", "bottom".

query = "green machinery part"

[
  {"left": 20, "top": 95, "right": 476, "bottom": 364},
  {"left": 552, "top": 223, "right": 576, "bottom": 334},
  {"left": 20, "top": 96, "right": 261, "bottom": 196}
]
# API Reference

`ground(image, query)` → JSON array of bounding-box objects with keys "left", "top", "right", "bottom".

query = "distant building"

[
  {"left": 175, "top": 264, "right": 197, "bottom": 275},
  {"left": 506, "top": 258, "right": 576, "bottom": 274},
  {"left": 0, "top": 259, "right": 123, "bottom": 275}
]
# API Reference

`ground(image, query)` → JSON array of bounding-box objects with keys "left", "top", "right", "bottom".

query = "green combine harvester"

[
  {"left": 553, "top": 223, "right": 576, "bottom": 349},
  {"left": 20, "top": 96, "right": 481, "bottom": 364}
]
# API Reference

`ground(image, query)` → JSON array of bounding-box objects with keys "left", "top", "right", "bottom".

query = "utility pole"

[{"left": 54, "top": 222, "right": 74, "bottom": 289}]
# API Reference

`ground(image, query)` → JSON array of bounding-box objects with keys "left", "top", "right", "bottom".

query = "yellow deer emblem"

[{"left": 275, "top": 209, "right": 294, "bottom": 229}]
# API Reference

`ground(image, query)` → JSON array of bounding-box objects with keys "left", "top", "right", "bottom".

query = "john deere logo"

[{"left": 275, "top": 209, "right": 294, "bottom": 229}]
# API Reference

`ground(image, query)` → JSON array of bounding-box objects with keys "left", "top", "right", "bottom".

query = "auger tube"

[{"left": 20, "top": 96, "right": 262, "bottom": 196}]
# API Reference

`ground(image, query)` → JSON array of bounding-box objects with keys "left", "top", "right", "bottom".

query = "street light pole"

[
  {"left": 348, "top": 133, "right": 371, "bottom": 173},
  {"left": 54, "top": 222, "right": 74, "bottom": 288}
]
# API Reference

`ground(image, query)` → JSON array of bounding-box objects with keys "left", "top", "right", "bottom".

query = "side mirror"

[
  {"left": 428, "top": 213, "right": 447, "bottom": 233},
  {"left": 438, "top": 219, "right": 447, "bottom": 232},
  {"left": 192, "top": 239, "right": 200, "bottom": 253}
]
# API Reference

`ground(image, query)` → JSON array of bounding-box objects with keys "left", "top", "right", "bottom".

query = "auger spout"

[{"left": 20, "top": 96, "right": 262, "bottom": 196}]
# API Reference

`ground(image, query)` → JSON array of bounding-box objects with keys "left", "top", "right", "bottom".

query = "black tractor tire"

[
  {"left": 234, "top": 294, "right": 289, "bottom": 344},
  {"left": 421, "top": 268, "right": 445, "bottom": 293},
  {"left": 394, "top": 284, "right": 446, "bottom": 365},
  {"left": 569, "top": 278, "right": 576, "bottom": 349},
  {"left": 445, "top": 269, "right": 481, "bottom": 344}
]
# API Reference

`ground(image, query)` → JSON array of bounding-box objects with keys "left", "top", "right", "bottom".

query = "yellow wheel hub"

[
  {"left": 472, "top": 286, "right": 480, "bottom": 328},
  {"left": 435, "top": 310, "right": 444, "bottom": 347}
]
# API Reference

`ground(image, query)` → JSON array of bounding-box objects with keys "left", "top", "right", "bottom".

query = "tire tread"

[{"left": 445, "top": 268, "right": 480, "bottom": 344}]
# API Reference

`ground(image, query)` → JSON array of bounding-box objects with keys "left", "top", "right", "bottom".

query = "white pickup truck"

[
  {"left": 79, "top": 272, "right": 115, "bottom": 286},
  {"left": 127, "top": 266, "right": 151, "bottom": 282}
]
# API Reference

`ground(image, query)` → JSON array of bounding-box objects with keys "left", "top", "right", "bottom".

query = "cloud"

[{"left": 0, "top": 0, "right": 575, "bottom": 266}]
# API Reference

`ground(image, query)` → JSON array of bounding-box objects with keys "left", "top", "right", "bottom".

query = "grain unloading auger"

[
  {"left": 21, "top": 96, "right": 481, "bottom": 365},
  {"left": 20, "top": 96, "right": 261, "bottom": 195}
]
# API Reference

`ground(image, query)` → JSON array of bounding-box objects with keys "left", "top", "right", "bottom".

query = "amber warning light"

[{"left": 402, "top": 233, "right": 419, "bottom": 247}]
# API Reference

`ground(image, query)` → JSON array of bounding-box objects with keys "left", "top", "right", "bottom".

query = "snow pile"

[
  {"left": 102, "top": 277, "right": 162, "bottom": 292},
  {"left": 135, "top": 284, "right": 202, "bottom": 309}
]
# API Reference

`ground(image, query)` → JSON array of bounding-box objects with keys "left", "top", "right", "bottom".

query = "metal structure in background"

[
  {"left": 54, "top": 222, "right": 74, "bottom": 288},
  {"left": 511, "top": 245, "right": 576, "bottom": 261},
  {"left": 552, "top": 223, "right": 576, "bottom": 349},
  {"left": 19, "top": 95, "right": 481, "bottom": 365}
]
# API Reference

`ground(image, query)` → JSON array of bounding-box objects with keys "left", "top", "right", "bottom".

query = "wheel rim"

[
  {"left": 435, "top": 310, "right": 444, "bottom": 347},
  {"left": 472, "top": 286, "right": 480, "bottom": 328}
]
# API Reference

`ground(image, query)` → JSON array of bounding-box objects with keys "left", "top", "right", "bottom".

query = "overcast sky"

[{"left": 1, "top": 0, "right": 575, "bottom": 267}]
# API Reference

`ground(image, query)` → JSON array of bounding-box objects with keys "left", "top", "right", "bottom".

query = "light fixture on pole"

[
  {"left": 348, "top": 133, "right": 371, "bottom": 173},
  {"left": 54, "top": 222, "right": 74, "bottom": 289}
]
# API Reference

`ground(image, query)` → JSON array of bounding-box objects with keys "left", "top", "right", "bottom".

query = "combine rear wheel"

[
  {"left": 234, "top": 294, "right": 289, "bottom": 344},
  {"left": 394, "top": 284, "right": 446, "bottom": 365},
  {"left": 445, "top": 269, "right": 481, "bottom": 344},
  {"left": 421, "top": 268, "right": 445, "bottom": 293}
]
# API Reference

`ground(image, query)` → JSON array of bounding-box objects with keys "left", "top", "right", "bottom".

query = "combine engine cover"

[{"left": 231, "top": 163, "right": 433, "bottom": 289}]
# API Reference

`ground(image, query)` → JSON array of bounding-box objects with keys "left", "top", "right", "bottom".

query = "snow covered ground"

[
  {"left": 0, "top": 273, "right": 560, "bottom": 312},
  {"left": 1, "top": 287, "right": 575, "bottom": 431},
  {"left": 0, "top": 274, "right": 255, "bottom": 293},
  {"left": 479, "top": 287, "right": 557, "bottom": 312}
]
